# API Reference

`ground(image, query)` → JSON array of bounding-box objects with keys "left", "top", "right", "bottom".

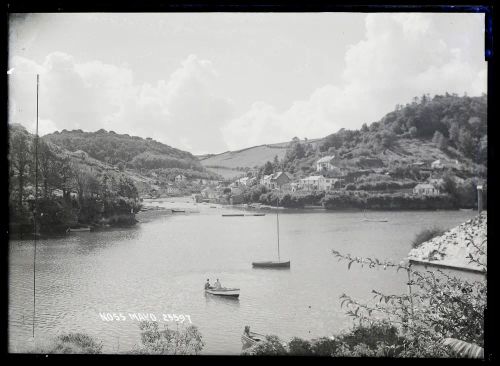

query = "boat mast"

[
  {"left": 276, "top": 196, "right": 280, "bottom": 262},
  {"left": 32, "top": 73, "right": 39, "bottom": 338}
]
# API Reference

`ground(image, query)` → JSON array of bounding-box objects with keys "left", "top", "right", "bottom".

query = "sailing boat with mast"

[{"left": 252, "top": 197, "right": 290, "bottom": 268}]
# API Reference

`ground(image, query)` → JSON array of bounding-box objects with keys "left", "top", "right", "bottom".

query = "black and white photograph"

[{"left": 7, "top": 6, "right": 489, "bottom": 357}]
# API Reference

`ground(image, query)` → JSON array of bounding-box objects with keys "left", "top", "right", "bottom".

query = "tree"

[
  {"left": 458, "top": 128, "right": 475, "bottom": 158},
  {"left": 448, "top": 123, "right": 460, "bottom": 145},
  {"left": 263, "top": 161, "right": 274, "bottom": 175},
  {"left": 432, "top": 131, "right": 448, "bottom": 151},
  {"left": 380, "top": 130, "right": 396, "bottom": 148},
  {"left": 9, "top": 130, "right": 32, "bottom": 209}
]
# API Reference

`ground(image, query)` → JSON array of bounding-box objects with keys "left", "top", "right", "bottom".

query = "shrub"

[
  {"left": 134, "top": 321, "right": 204, "bottom": 355},
  {"left": 29, "top": 333, "right": 103, "bottom": 354},
  {"left": 411, "top": 227, "right": 444, "bottom": 248},
  {"left": 243, "top": 335, "right": 288, "bottom": 355},
  {"left": 288, "top": 337, "right": 313, "bottom": 355}
]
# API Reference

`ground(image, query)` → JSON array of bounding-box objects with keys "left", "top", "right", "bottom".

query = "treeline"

[
  {"left": 259, "top": 94, "right": 487, "bottom": 180},
  {"left": 319, "top": 93, "right": 487, "bottom": 163},
  {"left": 44, "top": 128, "right": 203, "bottom": 170},
  {"left": 237, "top": 183, "right": 485, "bottom": 210},
  {"left": 9, "top": 125, "right": 141, "bottom": 236}
]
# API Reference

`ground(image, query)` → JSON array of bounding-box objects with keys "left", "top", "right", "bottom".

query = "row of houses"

[{"left": 222, "top": 154, "right": 461, "bottom": 198}]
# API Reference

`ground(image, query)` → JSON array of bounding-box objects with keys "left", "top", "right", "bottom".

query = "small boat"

[
  {"left": 250, "top": 213, "right": 265, "bottom": 216},
  {"left": 205, "top": 287, "right": 240, "bottom": 298},
  {"left": 241, "top": 326, "right": 265, "bottom": 350},
  {"left": 172, "top": 209, "right": 185, "bottom": 213},
  {"left": 67, "top": 227, "right": 91, "bottom": 232},
  {"left": 252, "top": 260, "right": 290, "bottom": 268},
  {"left": 222, "top": 214, "right": 244, "bottom": 217},
  {"left": 252, "top": 197, "right": 290, "bottom": 269}
]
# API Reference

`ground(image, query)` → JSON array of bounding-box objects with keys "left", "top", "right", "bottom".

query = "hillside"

[
  {"left": 8, "top": 124, "right": 144, "bottom": 234},
  {"left": 199, "top": 94, "right": 487, "bottom": 181},
  {"left": 44, "top": 129, "right": 203, "bottom": 171},
  {"left": 198, "top": 139, "right": 320, "bottom": 179}
]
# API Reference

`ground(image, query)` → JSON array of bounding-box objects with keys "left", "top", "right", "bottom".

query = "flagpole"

[{"left": 32, "top": 74, "right": 39, "bottom": 338}]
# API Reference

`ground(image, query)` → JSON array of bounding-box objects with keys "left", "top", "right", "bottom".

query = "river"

[{"left": 8, "top": 197, "right": 476, "bottom": 354}]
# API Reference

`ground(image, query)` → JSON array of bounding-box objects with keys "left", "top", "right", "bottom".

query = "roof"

[
  {"left": 272, "top": 171, "right": 292, "bottom": 179},
  {"left": 408, "top": 212, "right": 487, "bottom": 273},
  {"left": 301, "top": 175, "right": 324, "bottom": 181},
  {"left": 317, "top": 155, "right": 335, "bottom": 163},
  {"left": 414, "top": 183, "right": 437, "bottom": 189}
]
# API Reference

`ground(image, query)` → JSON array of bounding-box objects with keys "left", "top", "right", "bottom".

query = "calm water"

[{"left": 9, "top": 198, "right": 476, "bottom": 354}]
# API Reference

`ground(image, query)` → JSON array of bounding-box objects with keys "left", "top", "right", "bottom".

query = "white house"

[
  {"left": 431, "top": 160, "right": 444, "bottom": 169},
  {"left": 175, "top": 174, "right": 187, "bottom": 183},
  {"left": 316, "top": 155, "right": 336, "bottom": 172},
  {"left": 298, "top": 175, "right": 337, "bottom": 191},
  {"left": 201, "top": 187, "right": 217, "bottom": 199},
  {"left": 413, "top": 183, "right": 440, "bottom": 196},
  {"left": 431, "top": 159, "right": 460, "bottom": 170},
  {"left": 299, "top": 176, "right": 323, "bottom": 191}
]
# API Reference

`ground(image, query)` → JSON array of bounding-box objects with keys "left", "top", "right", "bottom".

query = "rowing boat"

[
  {"left": 241, "top": 327, "right": 265, "bottom": 350},
  {"left": 205, "top": 287, "right": 240, "bottom": 298}
]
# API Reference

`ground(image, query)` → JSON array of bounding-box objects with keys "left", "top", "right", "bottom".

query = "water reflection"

[{"left": 204, "top": 293, "right": 240, "bottom": 307}]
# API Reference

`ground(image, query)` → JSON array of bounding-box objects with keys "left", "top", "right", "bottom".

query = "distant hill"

[
  {"left": 198, "top": 139, "right": 320, "bottom": 179},
  {"left": 44, "top": 129, "right": 203, "bottom": 171},
  {"left": 10, "top": 124, "right": 158, "bottom": 193},
  {"left": 199, "top": 94, "right": 487, "bottom": 180}
]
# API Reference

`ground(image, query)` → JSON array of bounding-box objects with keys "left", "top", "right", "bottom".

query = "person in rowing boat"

[
  {"left": 205, "top": 279, "right": 212, "bottom": 290},
  {"left": 214, "top": 278, "right": 222, "bottom": 290}
]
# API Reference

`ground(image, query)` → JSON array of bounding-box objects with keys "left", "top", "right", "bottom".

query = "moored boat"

[
  {"left": 205, "top": 287, "right": 240, "bottom": 298},
  {"left": 252, "top": 260, "right": 290, "bottom": 268},
  {"left": 241, "top": 326, "right": 265, "bottom": 350},
  {"left": 252, "top": 197, "right": 290, "bottom": 269},
  {"left": 67, "top": 227, "right": 91, "bottom": 232}
]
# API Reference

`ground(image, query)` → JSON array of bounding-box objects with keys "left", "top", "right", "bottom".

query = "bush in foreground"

[
  {"left": 133, "top": 320, "right": 204, "bottom": 355},
  {"left": 27, "top": 333, "right": 103, "bottom": 354}
]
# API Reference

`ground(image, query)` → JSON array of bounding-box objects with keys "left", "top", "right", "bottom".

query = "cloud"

[
  {"left": 222, "top": 13, "right": 487, "bottom": 150},
  {"left": 9, "top": 53, "right": 234, "bottom": 154}
]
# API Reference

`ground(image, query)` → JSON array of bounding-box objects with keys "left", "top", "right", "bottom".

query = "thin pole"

[
  {"left": 276, "top": 196, "right": 280, "bottom": 262},
  {"left": 32, "top": 74, "right": 39, "bottom": 338}
]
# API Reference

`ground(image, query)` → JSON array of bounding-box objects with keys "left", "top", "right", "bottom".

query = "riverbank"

[{"left": 240, "top": 188, "right": 460, "bottom": 211}]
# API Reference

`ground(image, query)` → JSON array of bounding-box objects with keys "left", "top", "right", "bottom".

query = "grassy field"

[{"left": 199, "top": 143, "right": 289, "bottom": 169}]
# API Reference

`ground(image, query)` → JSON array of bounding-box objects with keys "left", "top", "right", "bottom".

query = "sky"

[{"left": 8, "top": 12, "right": 487, "bottom": 155}]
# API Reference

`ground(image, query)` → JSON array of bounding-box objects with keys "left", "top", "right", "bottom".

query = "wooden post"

[{"left": 477, "top": 185, "right": 483, "bottom": 214}]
